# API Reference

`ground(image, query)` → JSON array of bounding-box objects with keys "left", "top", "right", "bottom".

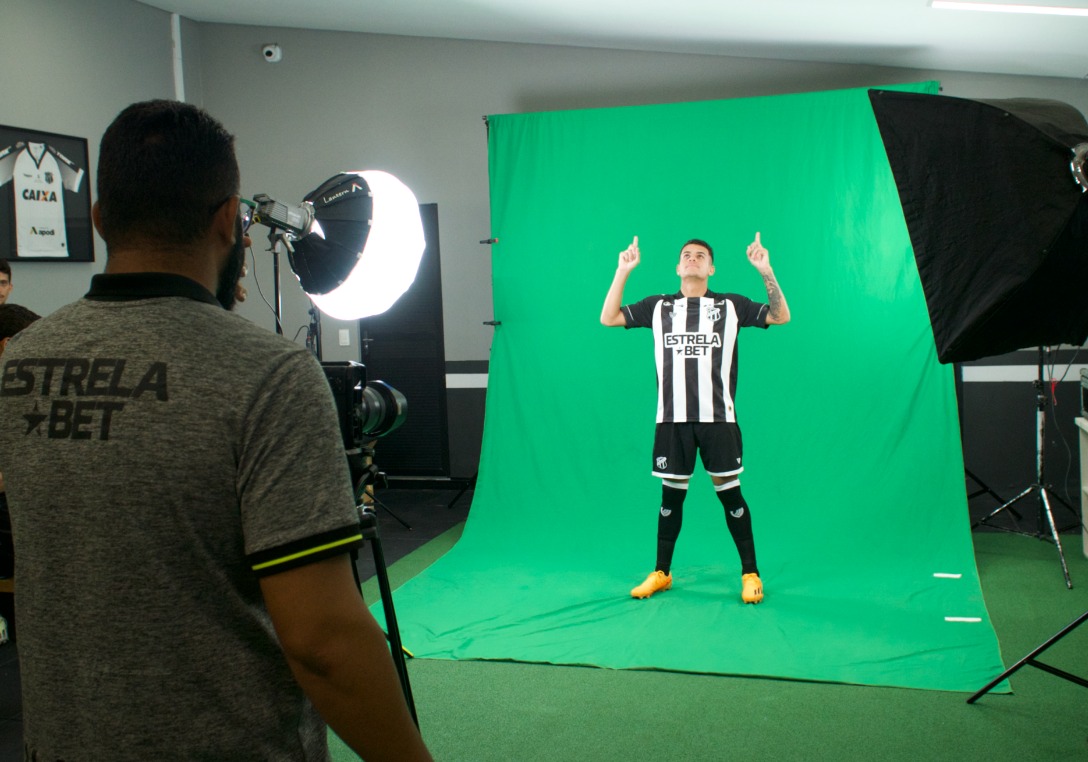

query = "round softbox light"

[{"left": 288, "top": 170, "right": 425, "bottom": 320}]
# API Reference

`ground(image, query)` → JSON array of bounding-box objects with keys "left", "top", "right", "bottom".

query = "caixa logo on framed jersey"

[{"left": 0, "top": 123, "right": 93, "bottom": 262}]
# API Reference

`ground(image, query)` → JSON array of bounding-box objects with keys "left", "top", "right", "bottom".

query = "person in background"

[
  {"left": 0, "top": 303, "right": 40, "bottom": 581},
  {"left": 0, "top": 260, "right": 13, "bottom": 305},
  {"left": 0, "top": 100, "right": 431, "bottom": 761}
]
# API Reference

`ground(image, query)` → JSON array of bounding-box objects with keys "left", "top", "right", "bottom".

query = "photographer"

[{"left": 0, "top": 101, "right": 431, "bottom": 761}]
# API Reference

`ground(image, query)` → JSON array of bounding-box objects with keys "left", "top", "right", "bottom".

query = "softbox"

[
  {"left": 869, "top": 89, "right": 1088, "bottom": 363},
  {"left": 288, "top": 173, "right": 373, "bottom": 295}
]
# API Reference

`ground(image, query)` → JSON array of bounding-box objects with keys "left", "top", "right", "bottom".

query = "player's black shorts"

[{"left": 652, "top": 422, "right": 744, "bottom": 479}]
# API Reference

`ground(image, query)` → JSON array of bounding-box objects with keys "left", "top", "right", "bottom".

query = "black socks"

[
  {"left": 716, "top": 482, "right": 758, "bottom": 575},
  {"left": 655, "top": 482, "right": 687, "bottom": 575}
]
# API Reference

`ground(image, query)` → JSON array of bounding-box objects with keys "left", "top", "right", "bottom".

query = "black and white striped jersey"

[
  {"left": 0, "top": 141, "right": 85, "bottom": 257},
  {"left": 622, "top": 290, "right": 768, "bottom": 423}
]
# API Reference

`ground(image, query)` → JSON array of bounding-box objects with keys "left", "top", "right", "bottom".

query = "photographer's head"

[{"left": 94, "top": 100, "right": 247, "bottom": 308}]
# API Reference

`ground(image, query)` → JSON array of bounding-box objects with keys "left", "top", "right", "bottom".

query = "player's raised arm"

[
  {"left": 601, "top": 236, "right": 640, "bottom": 327},
  {"left": 746, "top": 232, "right": 790, "bottom": 326}
]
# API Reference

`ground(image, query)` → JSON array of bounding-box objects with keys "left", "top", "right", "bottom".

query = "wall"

[
  {"left": 191, "top": 24, "right": 1088, "bottom": 365},
  {"left": 5, "top": 0, "right": 1088, "bottom": 486},
  {"left": 2, "top": 0, "right": 179, "bottom": 314}
]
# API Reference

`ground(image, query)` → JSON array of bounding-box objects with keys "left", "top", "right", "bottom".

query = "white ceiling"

[{"left": 135, "top": 0, "right": 1088, "bottom": 80}]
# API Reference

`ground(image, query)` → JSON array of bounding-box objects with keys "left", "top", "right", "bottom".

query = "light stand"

[
  {"left": 305, "top": 303, "right": 321, "bottom": 360},
  {"left": 267, "top": 229, "right": 287, "bottom": 335},
  {"left": 245, "top": 171, "right": 425, "bottom": 726},
  {"left": 868, "top": 85, "right": 1088, "bottom": 710},
  {"left": 967, "top": 610, "right": 1088, "bottom": 703},
  {"left": 971, "top": 346, "right": 1080, "bottom": 588}
]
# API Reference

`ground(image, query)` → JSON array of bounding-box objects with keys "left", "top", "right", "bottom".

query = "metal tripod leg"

[
  {"left": 972, "top": 484, "right": 1032, "bottom": 531},
  {"left": 965, "top": 468, "right": 1010, "bottom": 509},
  {"left": 1038, "top": 486, "right": 1072, "bottom": 589},
  {"left": 976, "top": 484, "right": 1073, "bottom": 589},
  {"left": 971, "top": 347, "right": 1077, "bottom": 588},
  {"left": 447, "top": 472, "right": 477, "bottom": 510},
  {"left": 350, "top": 508, "right": 418, "bottom": 726},
  {"left": 967, "top": 609, "right": 1088, "bottom": 703},
  {"left": 369, "top": 493, "right": 412, "bottom": 530}
]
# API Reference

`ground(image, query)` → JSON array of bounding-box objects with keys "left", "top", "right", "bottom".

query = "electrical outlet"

[{"left": 338, "top": 329, "right": 350, "bottom": 347}]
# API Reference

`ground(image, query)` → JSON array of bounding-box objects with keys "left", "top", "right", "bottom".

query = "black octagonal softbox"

[
  {"left": 869, "top": 89, "right": 1088, "bottom": 364},
  {"left": 288, "top": 173, "right": 373, "bottom": 296}
]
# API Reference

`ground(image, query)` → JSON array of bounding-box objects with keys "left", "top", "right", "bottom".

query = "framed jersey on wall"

[{"left": 0, "top": 124, "right": 93, "bottom": 262}]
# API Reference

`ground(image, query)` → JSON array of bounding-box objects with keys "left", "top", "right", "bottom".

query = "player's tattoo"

[{"left": 763, "top": 272, "right": 785, "bottom": 320}]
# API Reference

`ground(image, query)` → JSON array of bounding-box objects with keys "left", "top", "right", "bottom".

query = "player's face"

[
  {"left": 676, "top": 245, "right": 714, "bottom": 280},
  {"left": 0, "top": 275, "right": 12, "bottom": 304}
]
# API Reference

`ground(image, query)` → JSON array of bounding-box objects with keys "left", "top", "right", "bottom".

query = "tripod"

[
  {"left": 447, "top": 471, "right": 477, "bottom": 510},
  {"left": 972, "top": 347, "right": 1079, "bottom": 589},
  {"left": 967, "top": 609, "right": 1088, "bottom": 703},
  {"left": 349, "top": 446, "right": 412, "bottom": 530},
  {"left": 348, "top": 457, "right": 418, "bottom": 725}
]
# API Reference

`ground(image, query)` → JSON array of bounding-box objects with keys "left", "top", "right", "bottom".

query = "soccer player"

[{"left": 600, "top": 234, "right": 790, "bottom": 604}]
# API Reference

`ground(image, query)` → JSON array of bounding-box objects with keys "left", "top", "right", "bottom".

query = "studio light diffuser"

[
  {"left": 288, "top": 170, "right": 425, "bottom": 320},
  {"left": 869, "top": 89, "right": 1088, "bottom": 363}
]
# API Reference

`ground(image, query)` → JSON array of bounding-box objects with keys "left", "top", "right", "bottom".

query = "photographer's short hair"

[
  {"left": 0, "top": 260, "right": 11, "bottom": 282},
  {"left": 96, "top": 100, "right": 240, "bottom": 249},
  {"left": 0, "top": 304, "right": 40, "bottom": 341}
]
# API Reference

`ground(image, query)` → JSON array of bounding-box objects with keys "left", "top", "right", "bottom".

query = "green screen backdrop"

[{"left": 377, "top": 81, "right": 1007, "bottom": 692}]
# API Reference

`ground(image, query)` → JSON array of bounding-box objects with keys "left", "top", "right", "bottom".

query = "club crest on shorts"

[{"left": 655, "top": 456, "right": 668, "bottom": 470}]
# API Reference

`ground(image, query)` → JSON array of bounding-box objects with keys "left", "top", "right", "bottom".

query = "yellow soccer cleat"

[
  {"left": 741, "top": 573, "right": 764, "bottom": 604},
  {"left": 631, "top": 570, "right": 673, "bottom": 599}
]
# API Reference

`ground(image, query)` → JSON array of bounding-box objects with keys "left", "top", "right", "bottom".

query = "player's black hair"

[
  {"left": 0, "top": 260, "right": 11, "bottom": 281},
  {"left": 0, "top": 304, "right": 40, "bottom": 341},
  {"left": 680, "top": 238, "right": 714, "bottom": 262},
  {"left": 96, "top": 100, "right": 240, "bottom": 248}
]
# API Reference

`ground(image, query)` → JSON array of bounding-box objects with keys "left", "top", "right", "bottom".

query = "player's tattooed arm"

[
  {"left": 763, "top": 271, "right": 789, "bottom": 325},
  {"left": 746, "top": 232, "right": 790, "bottom": 326}
]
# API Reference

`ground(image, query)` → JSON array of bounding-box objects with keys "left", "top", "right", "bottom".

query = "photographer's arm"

[{"left": 261, "top": 554, "right": 433, "bottom": 762}]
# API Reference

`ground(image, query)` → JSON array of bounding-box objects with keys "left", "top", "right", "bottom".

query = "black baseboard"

[{"left": 385, "top": 475, "right": 476, "bottom": 491}]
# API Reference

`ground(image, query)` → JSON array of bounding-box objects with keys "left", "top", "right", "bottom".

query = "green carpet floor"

[{"left": 336, "top": 527, "right": 1088, "bottom": 761}]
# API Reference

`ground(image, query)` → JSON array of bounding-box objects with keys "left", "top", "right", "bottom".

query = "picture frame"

[{"left": 0, "top": 124, "right": 93, "bottom": 262}]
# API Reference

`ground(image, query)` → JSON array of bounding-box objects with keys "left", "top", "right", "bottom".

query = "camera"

[
  {"left": 262, "top": 44, "right": 283, "bottom": 63},
  {"left": 321, "top": 361, "right": 407, "bottom": 451}
]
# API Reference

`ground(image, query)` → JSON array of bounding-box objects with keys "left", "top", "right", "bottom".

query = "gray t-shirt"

[{"left": 0, "top": 273, "right": 363, "bottom": 760}]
